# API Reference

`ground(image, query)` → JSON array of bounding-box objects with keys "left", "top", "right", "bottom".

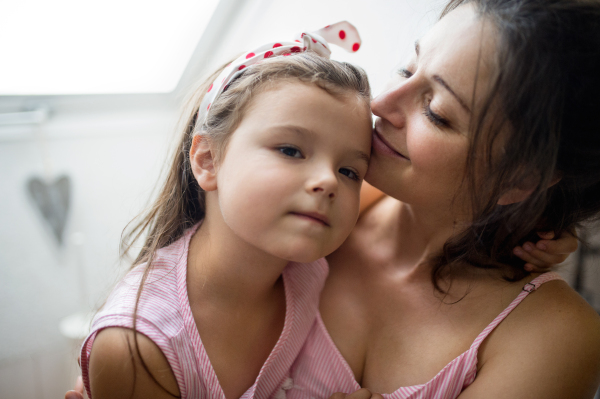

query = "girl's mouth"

[{"left": 290, "top": 212, "right": 330, "bottom": 226}]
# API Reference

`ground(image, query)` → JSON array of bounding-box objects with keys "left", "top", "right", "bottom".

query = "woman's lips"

[{"left": 372, "top": 128, "right": 410, "bottom": 161}]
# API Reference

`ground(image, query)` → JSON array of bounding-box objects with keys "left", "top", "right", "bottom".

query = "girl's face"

[
  {"left": 366, "top": 4, "right": 497, "bottom": 218},
  {"left": 214, "top": 81, "right": 372, "bottom": 263}
]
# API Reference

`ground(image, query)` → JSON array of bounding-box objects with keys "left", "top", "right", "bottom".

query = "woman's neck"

[
  {"left": 375, "top": 197, "right": 463, "bottom": 276},
  {"left": 187, "top": 196, "right": 289, "bottom": 308}
]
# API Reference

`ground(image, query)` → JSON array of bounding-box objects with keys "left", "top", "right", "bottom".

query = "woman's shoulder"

[
  {"left": 500, "top": 276, "right": 600, "bottom": 342},
  {"left": 468, "top": 276, "right": 600, "bottom": 398}
]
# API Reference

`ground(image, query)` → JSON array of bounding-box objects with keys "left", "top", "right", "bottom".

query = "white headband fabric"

[{"left": 197, "top": 21, "right": 362, "bottom": 124}]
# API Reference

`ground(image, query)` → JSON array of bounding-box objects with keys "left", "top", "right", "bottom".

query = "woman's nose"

[
  {"left": 371, "top": 81, "right": 408, "bottom": 128},
  {"left": 306, "top": 167, "right": 337, "bottom": 199}
]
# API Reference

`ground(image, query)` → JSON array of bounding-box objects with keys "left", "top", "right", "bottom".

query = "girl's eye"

[
  {"left": 423, "top": 100, "right": 449, "bottom": 128},
  {"left": 279, "top": 146, "right": 303, "bottom": 158},
  {"left": 398, "top": 67, "right": 413, "bottom": 78},
  {"left": 339, "top": 168, "right": 360, "bottom": 181}
]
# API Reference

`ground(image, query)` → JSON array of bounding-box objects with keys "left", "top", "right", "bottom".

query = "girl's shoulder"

[
  {"left": 87, "top": 327, "right": 180, "bottom": 399},
  {"left": 95, "top": 234, "right": 191, "bottom": 337}
]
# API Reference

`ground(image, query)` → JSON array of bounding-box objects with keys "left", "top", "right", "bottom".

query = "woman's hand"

[
  {"left": 513, "top": 230, "right": 578, "bottom": 272},
  {"left": 330, "top": 388, "right": 384, "bottom": 399}
]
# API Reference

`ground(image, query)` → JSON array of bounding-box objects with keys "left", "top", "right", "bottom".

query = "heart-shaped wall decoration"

[{"left": 27, "top": 175, "right": 71, "bottom": 245}]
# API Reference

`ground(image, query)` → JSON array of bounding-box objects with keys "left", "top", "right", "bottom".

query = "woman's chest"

[{"left": 320, "top": 256, "right": 517, "bottom": 394}]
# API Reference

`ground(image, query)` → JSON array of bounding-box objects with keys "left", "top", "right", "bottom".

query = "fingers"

[
  {"left": 535, "top": 230, "right": 579, "bottom": 255},
  {"left": 514, "top": 230, "right": 579, "bottom": 272},
  {"left": 75, "top": 376, "right": 84, "bottom": 393},
  {"left": 65, "top": 391, "right": 84, "bottom": 399},
  {"left": 537, "top": 231, "right": 555, "bottom": 240},
  {"left": 514, "top": 243, "right": 564, "bottom": 267},
  {"left": 65, "top": 376, "right": 85, "bottom": 399}
]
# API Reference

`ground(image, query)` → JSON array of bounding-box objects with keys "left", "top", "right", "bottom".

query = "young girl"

[{"left": 80, "top": 23, "right": 374, "bottom": 399}]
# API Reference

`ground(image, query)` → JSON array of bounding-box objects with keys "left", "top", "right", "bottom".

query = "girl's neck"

[{"left": 187, "top": 197, "right": 289, "bottom": 308}]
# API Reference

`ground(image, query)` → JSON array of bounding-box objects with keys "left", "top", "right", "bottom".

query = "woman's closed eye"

[
  {"left": 398, "top": 67, "right": 451, "bottom": 128},
  {"left": 423, "top": 100, "right": 450, "bottom": 128},
  {"left": 339, "top": 168, "right": 360, "bottom": 181},
  {"left": 278, "top": 146, "right": 304, "bottom": 158}
]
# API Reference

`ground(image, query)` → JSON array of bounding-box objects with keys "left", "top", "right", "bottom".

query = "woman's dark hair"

[{"left": 432, "top": 0, "right": 600, "bottom": 290}]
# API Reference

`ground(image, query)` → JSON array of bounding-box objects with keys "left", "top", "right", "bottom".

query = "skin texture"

[
  {"left": 83, "top": 81, "right": 373, "bottom": 399},
  {"left": 323, "top": 4, "right": 600, "bottom": 399}
]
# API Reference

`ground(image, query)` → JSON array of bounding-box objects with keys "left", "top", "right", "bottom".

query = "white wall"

[{"left": 0, "top": 104, "right": 179, "bottom": 396}]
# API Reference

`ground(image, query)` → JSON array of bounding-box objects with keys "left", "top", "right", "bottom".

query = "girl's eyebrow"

[
  {"left": 272, "top": 124, "right": 370, "bottom": 165},
  {"left": 414, "top": 40, "right": 471, "bottom": 113},
  {"left": 355, "top": 150, "right": 370, "bottom": 166}
]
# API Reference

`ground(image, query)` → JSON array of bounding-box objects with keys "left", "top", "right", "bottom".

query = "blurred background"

[{"left": 0, "top": 0, "right": 598, "bottom": 397}]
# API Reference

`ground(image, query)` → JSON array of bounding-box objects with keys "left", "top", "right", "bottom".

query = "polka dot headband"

[{"left": 198, "top": 21, "right": 362, "bottom": 124}]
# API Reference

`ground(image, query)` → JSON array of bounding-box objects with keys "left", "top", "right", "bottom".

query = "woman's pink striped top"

[
  {"left": 287, "top": 272, "right": 564, "bottom": 399},
  {"left": 80, "top": 224, "right": 328, "bottom": 399}
]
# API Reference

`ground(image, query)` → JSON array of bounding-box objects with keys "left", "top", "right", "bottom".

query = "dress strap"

[{"left": 469, "top": 271, "right": 564, "bottom": 350}]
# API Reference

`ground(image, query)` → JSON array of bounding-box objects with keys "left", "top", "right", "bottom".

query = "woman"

[
  {"left": 303, "top": 0, "right": 600, "bottom": 397},
  {"left": 67, "top": 0, "right": 599, "bottom": 398}
]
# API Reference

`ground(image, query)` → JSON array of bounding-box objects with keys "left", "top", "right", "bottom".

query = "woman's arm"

[
  {"left": 88, "top": 328, "right": 180, "bottom": 399},
  {"left": 457, "top": 282, "right": 600, "bottom": 399}
]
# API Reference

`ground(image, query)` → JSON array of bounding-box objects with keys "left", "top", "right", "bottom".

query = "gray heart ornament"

[{"left": 27, "top": 175, "right": 71, "bottom": 245}]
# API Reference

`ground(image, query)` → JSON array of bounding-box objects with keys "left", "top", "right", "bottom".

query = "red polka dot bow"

[{"left": 198, "top": 21, "right": 361, "bottom": 123}]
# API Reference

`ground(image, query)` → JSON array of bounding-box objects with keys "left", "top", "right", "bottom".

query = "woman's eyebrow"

[
  {"left": 432, "top": 75, "right": 471, "bottom": 113},
  {"left": 414, "top": 40, "right": 471, "bottom": 113}
]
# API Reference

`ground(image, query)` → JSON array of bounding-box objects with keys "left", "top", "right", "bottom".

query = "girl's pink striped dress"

[
  {"left": 287, "top": 272, "right": 564, "bottom": 399},
  {"left": 80, "top": 224, "right": 328, "bottom": 399}
]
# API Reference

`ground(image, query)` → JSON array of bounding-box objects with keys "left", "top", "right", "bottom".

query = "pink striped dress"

[
  {"left": 80, "top": 224, "right": 328, "bottom": 399},
  {"left": 287, "top": 272, "right": 564, "bottom": 399}
]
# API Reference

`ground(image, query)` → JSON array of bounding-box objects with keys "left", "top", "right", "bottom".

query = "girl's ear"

[{"left": 190, "top": 135, "right": 218, "bottom": 192}]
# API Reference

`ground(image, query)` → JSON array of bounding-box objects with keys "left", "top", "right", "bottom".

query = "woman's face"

[{"left": 366, "top": 4, "right": 497, "bottom": 218}]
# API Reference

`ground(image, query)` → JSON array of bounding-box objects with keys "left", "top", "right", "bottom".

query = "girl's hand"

[
  {"left": 513, "top": 230, "right": 578, "bottom": 272},
  {"left": 64, "top": 376, "right": 85, "bottom": 399},
  {"left": 330, "top": 388, "right": 384, "bottom": 399}
]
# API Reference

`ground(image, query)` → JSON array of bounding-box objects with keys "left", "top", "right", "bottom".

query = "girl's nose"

[{"left": 306, "top": 168, "right": 337, "bottom": 199}]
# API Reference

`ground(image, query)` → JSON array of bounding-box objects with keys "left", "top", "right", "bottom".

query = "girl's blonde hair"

[{"left": 119, "top": 52, "right": 370, "bottom": 396}]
